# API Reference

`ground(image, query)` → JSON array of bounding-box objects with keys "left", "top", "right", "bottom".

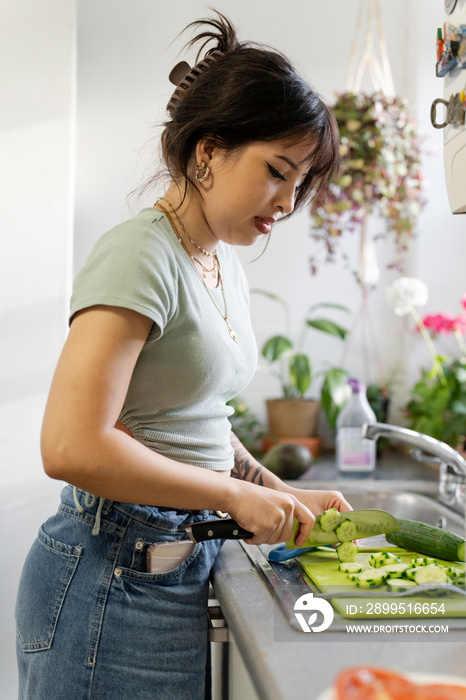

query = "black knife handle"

[{"left": 185, "top": 518, "right": 253, "bottom": 542}]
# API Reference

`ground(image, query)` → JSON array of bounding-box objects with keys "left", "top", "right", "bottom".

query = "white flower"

[{"left": 385, "top": 277, "right": 428, "bottom": 316}]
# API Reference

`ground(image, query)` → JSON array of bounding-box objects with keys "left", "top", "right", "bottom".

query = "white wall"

[
  {"left": 0, "top": 0, "right": 75, "bottom": 486},
  {"left": 74, "top": 0, "right": 466, "bottom": 436},
  {"left": 0, "top": 2, "right": 75, "bottom": 696}
]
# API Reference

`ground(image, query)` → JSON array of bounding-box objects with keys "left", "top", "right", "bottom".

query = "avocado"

[{"left": 263, "top": 442, "right": 313, "bottom": 479}]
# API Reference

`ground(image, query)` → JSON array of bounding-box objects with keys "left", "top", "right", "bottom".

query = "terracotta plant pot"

[{"left": 266, "top": 398, "right": 320, "bottom": 438}]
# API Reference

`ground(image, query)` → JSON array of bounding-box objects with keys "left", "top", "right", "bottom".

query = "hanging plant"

[{"left": 310, "top": 91, "right": 427, "bottom": 277}]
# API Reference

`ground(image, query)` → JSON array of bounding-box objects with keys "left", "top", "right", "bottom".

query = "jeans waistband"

[{"left": 63, "top": 485, "right": 217, "bottom": 537}]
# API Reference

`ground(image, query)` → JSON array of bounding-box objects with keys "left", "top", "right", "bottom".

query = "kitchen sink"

[{"left": 329, "top": 489, "right": 464, "bottom": 536}]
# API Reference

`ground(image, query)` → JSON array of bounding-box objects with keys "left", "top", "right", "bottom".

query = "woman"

[{"left": 16, "top": 12, "right": 351, "bottom": 699}]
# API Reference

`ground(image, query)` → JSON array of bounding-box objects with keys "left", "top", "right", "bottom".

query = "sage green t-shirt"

[{"left": 70, "top": 208, "right": 258, "bottom": 470}]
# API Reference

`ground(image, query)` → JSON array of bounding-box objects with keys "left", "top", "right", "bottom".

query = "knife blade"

[
  {"left": 286, "top": 509, "right": 400, "bottom": 549},
  {"left": 185, "top": 509, "right": 400, "bottom": 545}
]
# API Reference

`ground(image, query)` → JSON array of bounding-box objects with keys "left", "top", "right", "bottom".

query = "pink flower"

[
  {"left": 462, "top": 293, "right": 466, "bottom": 311},
  {"left": 422, "top": 313, "right": 456, "bottom": 334},
  {"left": 453, "top": 311, "right": 466, "bottom": 334}
]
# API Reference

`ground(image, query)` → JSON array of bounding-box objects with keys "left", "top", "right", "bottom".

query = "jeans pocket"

[{"left": 16, "top": 526, "right": 83, "bottom": 652}]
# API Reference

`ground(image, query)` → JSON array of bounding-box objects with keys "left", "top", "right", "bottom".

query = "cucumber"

[
  {"left": 355, "top": 569, "right": 387, "bottom": 587},
  {"left": 445, "top": 566, "right": 465, "bottom": 577},
  {"left": 370, "top": 553, "right": 401, "bottom": 568},
  {"left": 337, "top": 541, "right": 359, "bottom": 562},
  {"left": 387, "top": 578, "right": 417, "bottom": 592},
  {"left": 377, "top": 562, "right": 410, "bottom": 577},
  {"left": 404, "top": 567, "right": 421, "bottom": 580},
  {"left": 410, "top": 557, "right": 438, "bottom": 566},
  {"left": 338, "top": 561, "right": 364, "bottom": 573},
  {"left": 385, "top": 518, "right": 465, "bottom": 562},
  {"left": 335, "top": 520, "right": 358, "bottom": 543},
  {"left": 320, "top": 507, "right": 343, "bottom": 532},
  {"left": 412, "top": 564, "right": 449, "bottom": 585}
]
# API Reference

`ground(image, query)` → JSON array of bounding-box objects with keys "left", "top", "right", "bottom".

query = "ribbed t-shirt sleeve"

[{"left": 69, "top": 216, "right": 177, "bottom": 335}]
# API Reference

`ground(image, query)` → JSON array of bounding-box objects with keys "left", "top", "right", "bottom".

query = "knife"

[
  {"left": 185, "top": 518, "right": 253, "bottom": 543},
  {"left": 185, "top": 509, "right": 400, "bottom": 545}
]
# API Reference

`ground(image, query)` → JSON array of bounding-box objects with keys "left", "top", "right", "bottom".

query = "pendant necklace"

[{"left": 155, "top": 200, "right": 238, "bottom": 342}]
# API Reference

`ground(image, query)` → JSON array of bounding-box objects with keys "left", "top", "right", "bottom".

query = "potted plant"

[
  {"left": 253, "top": 290, "right": 352, "bottom": 440},
  {"left": 309, "top": 92, "right": 426, "bottom": 280},
  {"left": 386, "top": 278, "right": 466, "bottom": 451}
]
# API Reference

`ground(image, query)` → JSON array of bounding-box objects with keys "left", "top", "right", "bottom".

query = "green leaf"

[
  {"left": 262, "top": 335, "right": 293, "bottom": 362},
  {"left": 306, "top": 318, "right": 349, "bottom": 339},
  {"left": 321, "top": 368, "right": 351, "bottom": 428},
  {"left": 289, "top": 354, "right": 311, "bottom": 396}
]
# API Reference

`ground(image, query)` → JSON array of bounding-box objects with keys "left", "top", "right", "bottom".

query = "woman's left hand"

[
  {"left": 290, "top": 487, "right": 353, "bottom": 515},
  {"left": 287, "top": 488, "right": 353, "bottom": 546}
]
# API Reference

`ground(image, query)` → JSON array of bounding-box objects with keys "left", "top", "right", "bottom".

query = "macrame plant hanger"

[{"left": 340, "top": 0, "right": 396, "bottom": 391}]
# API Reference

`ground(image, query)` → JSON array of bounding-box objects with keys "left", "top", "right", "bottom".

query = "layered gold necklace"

[{"left": 155, "top": 199, "right": 237, "bottom": 342}]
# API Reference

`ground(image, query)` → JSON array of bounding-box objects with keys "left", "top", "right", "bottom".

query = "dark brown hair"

[{"left": 160, "top": 12, "right": 339, "bottom": 214}]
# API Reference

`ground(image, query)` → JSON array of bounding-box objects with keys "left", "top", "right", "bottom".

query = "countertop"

[
  {"left": 211, "top": 451, "right": 466, "bottom": 699},
  {"left": 300, "top": 447, "right": 440, "bottom": 486}
]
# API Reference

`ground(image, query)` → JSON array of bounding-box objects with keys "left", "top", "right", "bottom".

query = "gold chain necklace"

[
  {"left": 155, "top": 200, "right": 238, "bottom": 342},
  {"left": 159, "top": 197, "right": 217, "bottom": 259},
  {"left": 190, "top": 253, "right": 217, "bottom": 280}
]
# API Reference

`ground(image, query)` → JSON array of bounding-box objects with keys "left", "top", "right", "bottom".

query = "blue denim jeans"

[{"left": 16, "top": 485, "right": 223, "bottom": 699}]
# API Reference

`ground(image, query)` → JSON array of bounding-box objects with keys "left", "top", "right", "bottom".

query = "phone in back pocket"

[{"left": 146, "top": 540, "right": 195, "bottom": 573}]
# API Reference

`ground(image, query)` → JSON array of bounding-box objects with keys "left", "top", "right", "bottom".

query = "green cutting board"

[{"left": 298, "top": 547, "right": 466, "bottom": 619}]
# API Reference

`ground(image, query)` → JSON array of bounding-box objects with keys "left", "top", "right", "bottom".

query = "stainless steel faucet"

[{"left": 362, "top": 422, "right": 466, "bottom": 515}]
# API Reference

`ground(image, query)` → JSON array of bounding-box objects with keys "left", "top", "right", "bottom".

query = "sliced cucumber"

[
  {"left": 320, "top": 507, "right": 343, "bottom": 532},
  {"left": 403, "top": 567, "right": 421, "bottom": 580},
  {"left": 335, "top": 519, "right": 358, "bottom": 543},
  {"left": 355, "top": 569, "right": 387, "bottom": 587},
  {"left": 410, "top": 557, "right": 438, "bottom": 566},
  {"left": 370, "top": 552, "right": 401, "bottom": 568},
  {"left": 379, "top": 551, "right": 401, "bottom": 560},
  {"left": 338, "top": 561, "right": 364, "bottom": 574},
  {"left": 445, "top": 566, "right": 465, "bottom": 577},
  {"left": 377, "top": 562, "right": 410, "bottom": 577},
  {"left": 337, "top": 541, "right": 359, "bottom": 562},
  {"left": 386, "top": 518, "right": 465, "bottom": 562},
  {"left": 412, "top": 564, "right": 449, "bottom": 585},
  {"left": 387, "top": 578, "right": 417, "bottom": 592}
]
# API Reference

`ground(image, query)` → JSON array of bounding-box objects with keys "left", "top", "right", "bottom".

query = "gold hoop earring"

[{"left": 195, "top": 161, "right": 210, "bottom": 182}]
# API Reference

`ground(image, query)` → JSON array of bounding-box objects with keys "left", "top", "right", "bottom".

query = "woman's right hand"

[{"left": 226, "top": 480, "right": 315, "bottom": 546}]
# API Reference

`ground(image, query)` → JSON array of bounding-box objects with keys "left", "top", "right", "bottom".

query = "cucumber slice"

[
  {"left": 377, "top": 563, "right": 410, "bottom": 577},
  {"left": 379, "top": 551, "right": 401, "bottom": 560},
  {"left": 412, "top": 564, "right": 449, "bottom": 585},
  {"left": 338, "top": 562, "right": 364, "bottom": 573},
  {"left": 335, "top": 520, "right": 358, "bottom": 543},
  {"left": 355, "top": 569, "right": 387, "bottom": 586},
  {"left": 320, "top": 507, "right": 343, "bottom": 532},
  {"left": 410, "top": 557, "right": 438, "bottom": 566},
  {"left": 387, "top": 578, "right": 417, "bottom": 592},
  {"left": 337, "top": 541, "right": 359, "bottom": 562},
  {"left": 371, "top": 555, "right": 401, "bottom": 568},
  {"left": 445, "top": 566, "right": 465, "bottom": 577},
  {"left": 403, "top": 567, "right": 421, "bottom": 580}
]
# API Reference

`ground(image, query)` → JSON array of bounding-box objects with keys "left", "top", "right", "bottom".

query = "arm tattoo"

[{"left": 230, "top": 432, "right": 264, "bottom": 485}]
